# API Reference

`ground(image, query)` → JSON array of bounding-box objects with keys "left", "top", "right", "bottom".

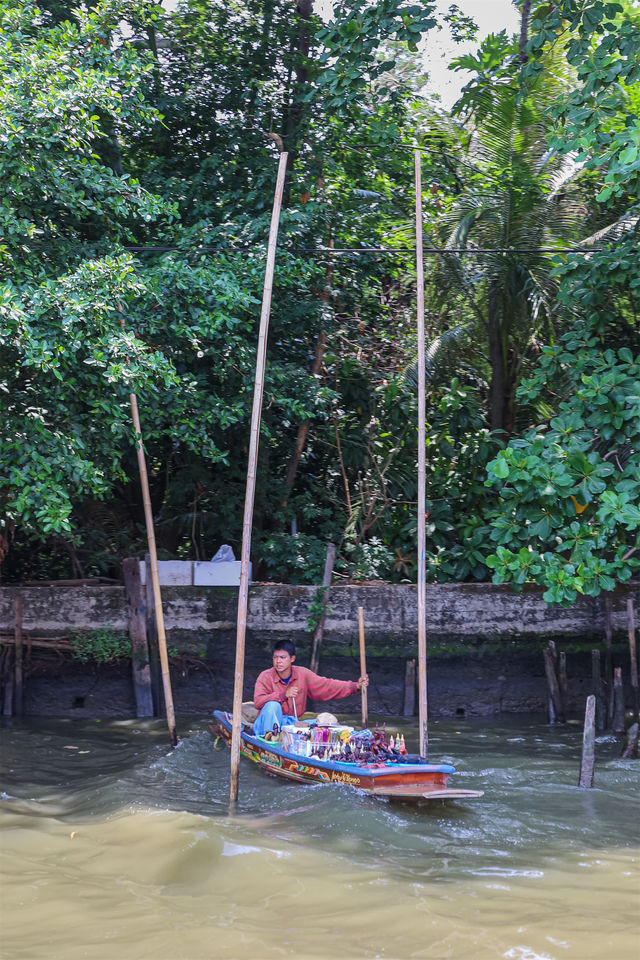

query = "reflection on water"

[{"left": 0, "top": 715, "right": 638, "bottom": 960}]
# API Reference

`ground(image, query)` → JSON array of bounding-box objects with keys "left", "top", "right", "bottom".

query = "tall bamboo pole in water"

[
  {"left": 414, "top": 149, "right": 429, "bottom": 759},
  {"left": 120, "top": 312, "right": 177, "bottom": 747},
  {"left": 358, "top": 606, "right": 368, "bottom": 729},
  {"left": 230, "top": 152, "right": 288, "bottom": 803},
  {"left": 129, "top": 388, "right": 178, "bottom": 746}
]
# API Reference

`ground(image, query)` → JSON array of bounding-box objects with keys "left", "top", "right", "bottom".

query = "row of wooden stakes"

[
  {"left": 543, "top": 596, "right": 639, "bottom": 731},
  {"left": 541, "top": 597, "right": 639, "bottom": 787}
]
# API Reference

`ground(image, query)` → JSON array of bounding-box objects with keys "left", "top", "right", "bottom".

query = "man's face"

[{"left": 272, "top": 649, "right": 295, "bottom": 677}]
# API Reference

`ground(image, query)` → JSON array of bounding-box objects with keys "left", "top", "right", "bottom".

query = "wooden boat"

[{"left": 212, "top": 710, "right": 483, "bottom": 801}]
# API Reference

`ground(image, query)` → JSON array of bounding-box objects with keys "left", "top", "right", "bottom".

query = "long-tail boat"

[{"left": 212, "top": 710, "right": 483, "bottom": 801}]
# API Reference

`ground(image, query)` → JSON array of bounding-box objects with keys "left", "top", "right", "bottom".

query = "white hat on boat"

[{"left": 316, "top": 712, "right": 338, "bottom": 726}]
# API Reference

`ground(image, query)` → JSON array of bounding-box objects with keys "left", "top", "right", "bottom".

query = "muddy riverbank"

[{"left": 12, "top": 635, "right": 633, "bottom": 719}]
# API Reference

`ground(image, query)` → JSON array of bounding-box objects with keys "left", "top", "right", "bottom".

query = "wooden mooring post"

[
  {"left": 592, "top": 649, "right": 605, "bottom": 731},
  {"left": 2, "top": 647, "right": 13, "bottom": 717},
  {"left": 604, "top": 595, "right": 613, "bottom": 722},
  {"left": 558, "top": 650, "right": 568, "bottom": 719},
  {"left": 621, "top": 722, "right": 639, "bottom": 759},
  {"left": 627, "top": 597, "right": 638, "bottom": 722},
  {"left": 403, "top": 659, "right": 416, "bottom": 717},
  {"left": 543, "top": 642, "right": 565, "bottom": 723},
  {"left": 357, "top": 606, "right": 368, "bottom": 730},
  {"left": 145, "top": 555, "right": 162, "bottom": 716},
  {"left": 309, "top": 542, "right": 336, "bottom": 675},
  {"left": 578, "top": 694, "right": 596, "bottom": 789},
  {"left": 612, "top": 667, "right": 626, "bottom": 734},
  {"left": 13, "top": 595, "right": 23, "bottom": 716},
  {"left": 123, "top": 559, "right": 154, "bottom": 718}
]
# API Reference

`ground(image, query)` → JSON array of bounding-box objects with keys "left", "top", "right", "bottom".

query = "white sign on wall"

[{"left": 139, "top": 560, "right": 249, "bottom": 587}]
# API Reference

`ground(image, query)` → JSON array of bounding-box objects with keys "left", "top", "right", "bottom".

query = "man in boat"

[{"left": 252, "top": 640, "right": 369, "bottom": 737}]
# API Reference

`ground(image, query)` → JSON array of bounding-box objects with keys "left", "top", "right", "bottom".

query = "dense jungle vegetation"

[{"left": 1, "top": 0, "right": 639, "bottom": 604}]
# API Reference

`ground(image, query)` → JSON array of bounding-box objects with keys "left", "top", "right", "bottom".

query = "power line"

[{"left": 122, "top": 244, "right": 602, "bottom": 255}]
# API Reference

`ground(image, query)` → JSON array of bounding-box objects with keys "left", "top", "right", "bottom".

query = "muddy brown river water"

[{"left": 0, "top": 715, "right": 638, "bottom": 960}]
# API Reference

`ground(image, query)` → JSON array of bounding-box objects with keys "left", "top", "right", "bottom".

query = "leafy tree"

[
  {"left": 4, "top": 0, "right": 636, "bottom": 594},
  {"left": 485, "top": 315, "right": 640, "bottom": 603},
  {"left": 1, "top": 0, "right": 454, "bottom": 580},
  {"left": 0, "top": 0, "right": 325, "bottom": 574},
  {"left": 414, "top": 32, "right": 589, "bottom": 435},
  {"left": 0, "top": 0, "right": 173, "bottom": 538},
  {"left": 483, "top": 0, "right": 640, "bottom": 603}
]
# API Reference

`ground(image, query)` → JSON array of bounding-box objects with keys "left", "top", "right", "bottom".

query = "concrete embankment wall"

[{"left": 0, "top": 582, "right": 637, "bottom": 718}]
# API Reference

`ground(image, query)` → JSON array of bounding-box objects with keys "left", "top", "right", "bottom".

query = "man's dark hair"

[{"left": 273, "top": 640, "right": 296, "bottom": 657}]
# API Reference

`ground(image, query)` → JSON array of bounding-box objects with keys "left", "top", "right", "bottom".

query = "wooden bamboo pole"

[
  {"left": 229, "top": 152, "right": 288, "bottom": 803},
  {"left": 14, "top": 595, "right": 23, "bottom": 715},
  {"left": 403, "top": 658, "right": 416, "bottom": 717},
  {"left": 592, "top": 648, "right": 605, "bottom": 731},
  {"left": 414, "top": 148, "right": 428, "bottom": 759},
  {"left": 543, "top": 647, "right": 565, "bottom": 723},
  {"left": 604, "top": 594, "right": 613, "bottom": 723},
  {"left": 145, "top": 554, "right": 162, "bottom": 714},
  {"left": 119, "top": 312, "right": 177, "bottom": 745},
  {"left": 627, "top": 596, "right": 638, "bottom": 722},
  {"left": 358, "top": 606, "right": 368, "bottom": 729},
  {"left": 128, "top": 391, "right": 178, "bottom": 747},
  {"left": 612, "top": 666, "right": 626, "bottom": 734},
  {"left": 309, "top": 542, "right": 336, "bottom": 674},
  {"left": 2, "top": 648, "right": 13, "bottom": 716}
]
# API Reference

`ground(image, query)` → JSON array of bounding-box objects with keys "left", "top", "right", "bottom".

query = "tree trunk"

[
  {"left": 281, "top": 0, "right": 314, "bottom": 206},
  {"left": 487, "top": 284, "right": 506, "bottom": 433},
  {"left": 519, "top": 0, "right": 532, "bottom": 63},
  {"left": 246, "top": 0, "right": 276, "bottom": 121},
  {"left": 284, "top": 331, "right": 327, "bottom": 493},
  {"left": 284, "top": 234, "right": 333, "bottom": 495}
]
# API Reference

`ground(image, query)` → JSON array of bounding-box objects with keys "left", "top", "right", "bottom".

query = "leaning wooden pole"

[
  {"left": 13, "top": 595, "right": 23, "bottom": 716},
  {"left": 119, "top": 310, "right": 177, "bottom": 744},
  {"left": 627, "top": 596, "right": 638, "bottom": 722},
  {"left": 129, "top": 390, "right": 178, "bottom": 748},
  {"left": 414, "top": 148, "right": 429, "bottom": 759},
  {"left": 358, "top": 606, "right": 368, "bottom": 729},
  {"left": 309, "top": 542, "right": 336, "bottom": 675},
  {"left": 229, "top": 152, "right": 288, "bottom": 803}
]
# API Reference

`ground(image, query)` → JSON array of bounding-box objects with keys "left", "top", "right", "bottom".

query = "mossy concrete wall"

[
  {"left": 0, "top": 581, "right": 637, "bottom": 651},
  {"left": 1, "top": 582, "right": 637, "bottom": 718}
]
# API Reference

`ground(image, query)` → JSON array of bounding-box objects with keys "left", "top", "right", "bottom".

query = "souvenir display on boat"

[
  {"left": 212, "top": 709, "right": 484, "bottom": 801},
  {"left": 275, "top": 721, "right": 416, "bottom": 765}
]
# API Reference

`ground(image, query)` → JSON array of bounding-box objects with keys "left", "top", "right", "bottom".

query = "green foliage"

[
  {"left": 344, "top": 537, "right": 395, "bottom": 581},
  {"left": 485, "top": 309, "right": 640, "bottom": 603},
  {"left": 306, "top": 585, "right": 332, "bottom": 632},
  {"left": 522, "top": 0, "right": 640, "bottom": 202},
  {"left": 0, "top": 0, "right": 331, "bottom": 565},
  {"left": 428, "top": 40, "right": 591, "bottom": 434},
  {"left": 480, "top": 0, "right": 639, "bottom": 604},
  {"left": 69, "top": 627, "right": 131, "bottom": 663},
  {"left": 2, "top": 0, "right": 638, "bottom": 606},
  {"left": 257, "top": 533, "right": 331, "bottom": 585},
  {"left": 316, "top": 0, "right": 438, "bottom": 108},
  {"left": 0, "top": 0, "right": 177, "bottom": 535}
]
